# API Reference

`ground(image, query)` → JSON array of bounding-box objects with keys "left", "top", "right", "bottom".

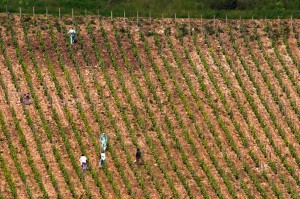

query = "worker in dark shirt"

[{"left": 136, "top": 148, "right": 141, "bottom": 166}]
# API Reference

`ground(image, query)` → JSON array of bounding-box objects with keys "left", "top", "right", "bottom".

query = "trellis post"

[
  {"left": 213, "top": 14, "right": 215, "bottom": 27},
  {"left": 149, "top": 11, "right": 151, "bottom": 24},
  {"left": 33, "top": 6, "right": 35, "bottom": 17},
  {"left": 46, "top": 7, "right": 48, "bottom": 19},
  {"left": 72, "top": 8, "right": 74, "bottom": 20},
  {"left": 111, "top": 10, "right": 113, "bottom": 21},
  {"left": 201, "top": 14, "right": 202, "bottom": 29},
  {"left": 188, "top": 13, "right": 191, "bottom": 35},
  {"left": 59, "top": 8, "right": 61, "bottom": 20},
  {"left": 124, "top": 11, "right": 125, "bottom": 23},
  {"left": 19, "top": 7, "right": 21, "bottom": 19},
  {"left": 175, "top": 13, "right": 176, "bottom": 23}
]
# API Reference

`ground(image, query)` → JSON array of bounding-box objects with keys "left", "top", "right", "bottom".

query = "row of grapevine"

[
  {"left": 175, "top": 27, "right": 263, "bottom": 198},
  {"left": 237, "top": 27, "right": 300, "bottom": 185},
  {"left": 0, "top": 24, "right": 47, "bottom": 198},
  {"left": 21, "top": 20, "right": 85, "bottom": 198},
  {"left": 113, "top": 26, "right": 183, "bottom": 198},
  {"left": 47, "top": 19, "right": 119, "bottom": 198},
  {"left": 36, "top": 22, "right": 97, "bottom": 198},
  {"left": 169, "top": 28, "right": 257, "bottom": 198},
  {"left": 202, "top": 24, "right": 288, "bottom": 197},
  {"left": 87, "top": 20, "right": 180, "bottom": 198},
  {"left": 218, "top": 21, "right": 298, "bottom": 196},
  {"left": 98, "top": 20, "right": 171, "bottom": 198},
  {"left": 254, "top": 23, "right": 300, "bottom": 152},
  {"left": 154, "top": 30, "right": 236, "bottom": 197},
  {"left": 0, "top": 15, "right": 299, "bottom": 198},
  {"left": 117, "top": 24, "right": 211, "bottom": 198},
  {"left": 59, "top": 19, "right": 140, "bottom": 198},
  {"left": 167, "top": 24, "right": 282, "bottom": 197},
  {"left": 0, "top": 74, "right": 20, "bottom": 199},
  {"left": 229, "top": 19, "right": 298, "bottom": 196}
]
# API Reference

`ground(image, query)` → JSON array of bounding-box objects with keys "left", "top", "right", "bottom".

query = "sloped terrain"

[{"left": 0, "top": 14, "right": 300, "bottom": 198}]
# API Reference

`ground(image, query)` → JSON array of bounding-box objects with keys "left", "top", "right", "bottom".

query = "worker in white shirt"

[
  {"left": 99, "top": 151, "right": 106, "bottom": 168},
  {"left": 68, "top": 27, "right": 76, "bottom": 44},
  {"left": 79, "top": 154, "right": 87, "bottom": 171}
]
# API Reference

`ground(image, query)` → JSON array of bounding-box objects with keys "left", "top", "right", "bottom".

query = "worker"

[
  {"left": 100, "top": 132, "right": 108, "bottom": 152},
  {"left": 99, "top": 151, "right": 106, "bottom": 168},
  {"left": 79, "top": 154, "right": 87, "bottom": 171},
  {"left": 68, "top": 27, "right": 76, "bottom": 44},
  {"left": 136, "top": 148, "right": 141, "bottom": 166},
  {"left": 26, "top": 93, "right": 31, "bottom": 105},
  {"left": 21, "top": 92, "right": 31, "bottom": 105},
  {"left": 26, "top": 93, "right": 30, "bottom": 101}
]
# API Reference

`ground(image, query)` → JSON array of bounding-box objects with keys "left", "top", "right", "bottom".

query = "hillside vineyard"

[{"left": 0, "top": 15, "right": 300, "bottom": 198}]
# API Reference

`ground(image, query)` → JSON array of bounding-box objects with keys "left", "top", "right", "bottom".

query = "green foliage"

[
  {"left": 176, "top": 23, "right": 189, "bottom": 37},
  {"left": 227, "top": 23, "right": 300, "bottom": 189},
  {"left": 164, "top": 27, "right": 171, "bottom": 36},
  {"left": 1, "top": 0, "right": 300, "bottom": 18},
  {"left": 1, "top": 14, "right": 300, "bottom": 199},
  {"left": 204, "top": 24, "right": 215, "bottom": 35},
  {"left": 209, "top": 0, "right": 238, "bottom": 10}
]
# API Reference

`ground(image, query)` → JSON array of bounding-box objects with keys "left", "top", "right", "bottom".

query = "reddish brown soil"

[{"left": 0, "top": 14, "right": 299, "bottom": 198}]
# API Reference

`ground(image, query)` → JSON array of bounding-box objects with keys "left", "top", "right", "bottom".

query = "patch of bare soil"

[{"left": 0, "top": 14, "right": 299, "bottom": 198}]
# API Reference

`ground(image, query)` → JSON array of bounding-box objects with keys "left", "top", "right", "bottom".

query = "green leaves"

[
  {"left": 2, "top": 16, "right": 300, "bottom": 198},
  {"left": 87, "top": 20, "right": 152, "bottom": 199},
  {"left": 227, "top": 23, "right": 298, "bottom": 194}
]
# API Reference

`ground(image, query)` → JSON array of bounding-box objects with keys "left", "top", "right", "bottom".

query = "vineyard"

[{"left": 0, "top": 14, "right": 300, "bottom": 198}]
